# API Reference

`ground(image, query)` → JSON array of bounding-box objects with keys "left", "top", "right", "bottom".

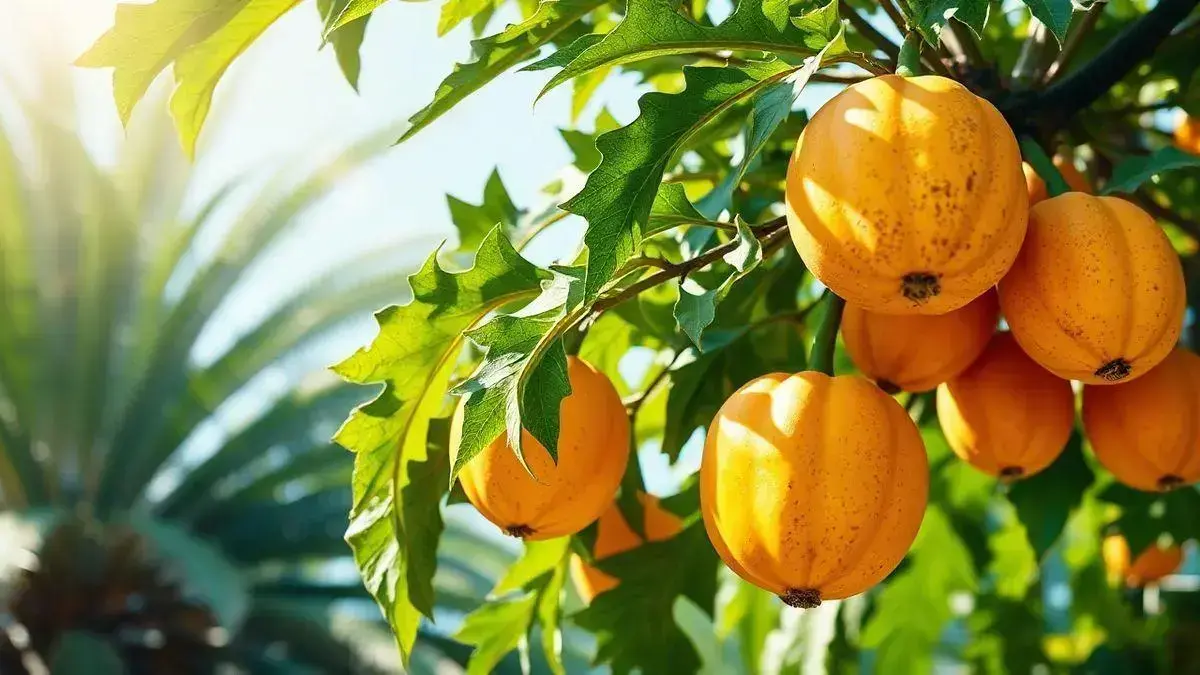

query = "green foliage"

[
  {"left": 1103, "top": 146, "right": 1200, "bottom": 195},
  {"left": 1008, "top": 433, "right": 1094, "bottom": 560}
]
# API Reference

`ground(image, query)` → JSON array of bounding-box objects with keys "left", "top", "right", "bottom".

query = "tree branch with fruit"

[{"left": 80, "top": 0, "right": 1200, "bottom": 671}]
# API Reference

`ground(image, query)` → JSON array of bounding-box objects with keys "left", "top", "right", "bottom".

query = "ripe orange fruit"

[
  {"left": 1024, "top": 163, "right": 1049, "bottom": 206},
  {"left": 842, "top": 289, "right": 999, "bottom": 393},
  {"left": 785, "top": 75, "right": 1027, "bottom": 315},
  {"left": 1024, "top": 152, "right": 1092, "bottom": 206},
  {"left": 1102, "top": 535, "right": 1184, "bottom": 587},
  {"left": 1176, "top": 115, "right": 1200, "bottom": 155},
  {"left": 999, "top": 193, "right": 1185, "bottom": 384},
  {"left": 452, "top": 356, "right": 630, "bottom": 540},
  {"left": 569, "top": 493, "right": 682, "bottom": 603},
  {"left": 701, "top": 372, "right": 927, "bottom": 608},
  {"left": 1083, "top": 347, "right": 1200, "bottom": 492},
  {"left": 936, "top": 333, "right": 1075, "bottom": 480}
]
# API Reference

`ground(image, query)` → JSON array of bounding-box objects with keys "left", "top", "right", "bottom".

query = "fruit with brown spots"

[
  {"left": 842, "top": 289, "right": 999, "bottom": 393},
  {"left": 998, "top": 193, "right": 1185, "bottom": 384},
  {"left": 937, "top": 332, "right": 1075, "bottom": 479},
  {"left": 570, "top": 493, "right": 682, "bottom": 602},
  {"left": 785, "top": 74, "right": 1027, "bottom": 315},
  {"left": 1176, "top": 115, "right": 1200, "bottom": 155},
  {"left": 1102, "top": 535, "right": 1184, "bottom": 587},
  {"left": 1083, "top": 347, "right": 1200, "bottom": 492},
  {"left": 451, "top": 356, "right": 630, "bottom": 540},
  {"left": 700, "top": 372, "right": 928, "bottom": 607}
]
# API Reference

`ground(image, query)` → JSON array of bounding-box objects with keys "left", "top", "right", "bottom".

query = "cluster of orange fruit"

[{"left": 448, "top": 75, "right": 1197, "bottom": 611}]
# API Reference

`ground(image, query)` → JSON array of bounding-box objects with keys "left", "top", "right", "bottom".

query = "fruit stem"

[
  {"left": 809, "top": 292, "right": 845, "bottom": 376},
  {"left": 895, "top": 33, "right": 923, "bottom": 77},
  {"left": 1019, "top": 136, "right": 1071, "bottom": 198}
]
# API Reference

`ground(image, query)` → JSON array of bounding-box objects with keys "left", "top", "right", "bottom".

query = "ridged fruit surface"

[
  {"left": 1083, "top": 347, "right": 1200, "bottom": 492},
  {"left": 999, "top": 193, "right": 1185, "bottom": 384},
  {"left": 842, "top": 289, "right": 999, "bottom": 393},
  {"left": 785, "top": 74, "right": 1027, "bottom": 315},
  {"left": 452, "top": 356, "right": 630, "bottom": 540},
  {"left": 936, "top": 333, "right": 1075, "bottom": 479},
  {"left": 570, "top": 494, "right": 682, "bottom": 603},
  {"left": 701, "top": 372, "right": 928, "bottom": 608}
]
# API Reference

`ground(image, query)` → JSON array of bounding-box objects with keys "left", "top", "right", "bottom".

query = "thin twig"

[
  {"left": 624, "top": 350, "right": 684, "bottom": 415},
  {"left": 880, "top": 0, "right": 909, "bottom": 36},
  {"left": 811, "top": 72, "right": 871, "bottom": 85},
  {"left": 946, "top": 19, "right": 985, "bottom": 68},
  {"left": 1012, "top": 19, "right": 1052, "bottom": 87},
  {"left": 1043, "top": 0, "right": 1107, "bottom": 84},
  {"left": 840, "top": 0, "right": 900, "bottom": 59},
  {"left": 516, "top": 210, "right": 570, "bottom": 251}
]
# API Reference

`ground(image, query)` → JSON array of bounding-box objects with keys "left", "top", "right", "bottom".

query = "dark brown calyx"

[
  {"left": 505, "top": 524, "right": 535, "bottom": 538},
  {"left": 877, "top": 379, "right": 902, "bottom": 395},
  {"left": 1095, "top": 358, "right": 1132, "bottom": 382},
  {"left": 1158, "top": 474, "right": 1185, "bottom": 492},
  {"left": 901, "top": 272, "right": 941, "bottom": 303},
  {"left": 999, "top": 466, "right": 1025, "bottom": 483},
  {"left": 780, "top": 588, "right": 822, "bottom": 609}
]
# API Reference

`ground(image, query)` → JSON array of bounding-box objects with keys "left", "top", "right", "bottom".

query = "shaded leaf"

[
  {"left": 1007, "top": 432, "right": 1093, "bottom": 560},
  {"left": 904, "top": 0, "right": 990, "bottom": 45},
  {"left": 1099, "top": 483, "right": 1200, "bottom": 554},
  {"left": 575, "top": 522, "right": 719, "bottom": 675},
  {"left": 1021, "top": 0, "right": 1073, "bottom": 43},
  {"left": 318, "top": 0, "right": 370, "bottom": 89},
  {"left": 448, "top": 169, "right": 521, "bottom": 252},
  {"left": 334, "top": 229, "right": 544, "bottom": 662},
  {"left": 451, "top": 267, "right": 582, "bottom": 478},
  {"left": 1102, "top": 146, "right": 1200, "bottom": 195}
]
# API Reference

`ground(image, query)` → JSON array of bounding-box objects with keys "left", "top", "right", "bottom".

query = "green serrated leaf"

[
  {"left": 399, "top": 0, "right": 605, "bottom": 143},
  {"left": 575, "top": 522, "right": 719, "bottom": 675},
  {"left": 448, "top": 169, "right": 521, "bottom": 252},
  {"left": 1007, "top": 432, "right": 1093, "bottom": 560},
  {"left": 451, "top": 267, "right": 583, "bottom": 479},
  {"left": 1021, "top": 0, "right": 1073, "bottom": 43},
  {"left": 334, "top": 228, "right": 544, "bottom": 662},
  {"left": 648, "top": 183, "right": 719, "bottom": 234},
  {"left": 76, "top": 0, "right": 247, "bottom": 125},
  {"left": 1102, "top": 146, "right": 1200, "bottom": 195},
  {"left": 520, "top": 34, "right": 604, "bottom": 72},
  {"left": 532, "top": 0, "right": 847, "bottom": 97},
  {"left": 318, "top": 0, "right": 370, "bottom": 89},
  {"left": 673, "top": 219, "right": 762, "bottom": 348},
  {"left": 169, "top": 0, "right": 303, "bottom": 158},
  {"left": 565, "top": 60, "right": 799, "bottom": 300},
  {"left": 904, "top": 0, "right": 991, "bottom": 44}
]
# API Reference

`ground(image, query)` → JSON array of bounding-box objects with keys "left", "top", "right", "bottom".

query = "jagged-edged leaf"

[
  {"left": 574, "top": 521, "right": 719, "bottom": 675},
  {"left": 75, "top": 0, "right": 245, "bottom": 124},
  {"left": 1102, "top": 146, "right": 1200, "bottom": 195},
  {"left": 169, "top": 0, "right": 304, "bottom": 157},
  {"left": 399, "top": 0, "right": 606, "bottom": 143},
  {"left": 448, "top": 169, "right": 521, "bottom": 252},
  {"left": 559, "top": 108, "right": 620, "bottom": 173},
  {"left": 455, "top": 538, "right": 571, "bottom": 675},
  {"left": 1007, "top": 432, "right": 1093, "bottom": 560},
  {"left": 1020, "top": 0, "right": 1073, "bottom": 43},
  {"left": 450, "top": 267, "right": 583, "bottom": 478},
  {"left": 904, "top": 0, "right": 990, "bottom": 45},
  {"left": 648, "top": 183, "right": 713, "bottom": 234},
  {"left": 334, "top": 229, "right": 545, "bottom": 663},
  {"left": 565, "top": 60, "right": 801, "bottom": 300},
  {"left": 533, "top": 0, "right": 847, "bottom": 97},
  {"left": 318, "top": 0, "right": 370, "bottom": 89},
  {"left": 520, "top": 34, "right": 604, "bottom": 72},
  {"left": 673, "top": 219, "right": 762, "bottom": 348}
]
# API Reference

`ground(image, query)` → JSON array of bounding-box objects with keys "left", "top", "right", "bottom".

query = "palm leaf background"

[{"left": 0, "top": 66, "right": 525, "bottom": 673}]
